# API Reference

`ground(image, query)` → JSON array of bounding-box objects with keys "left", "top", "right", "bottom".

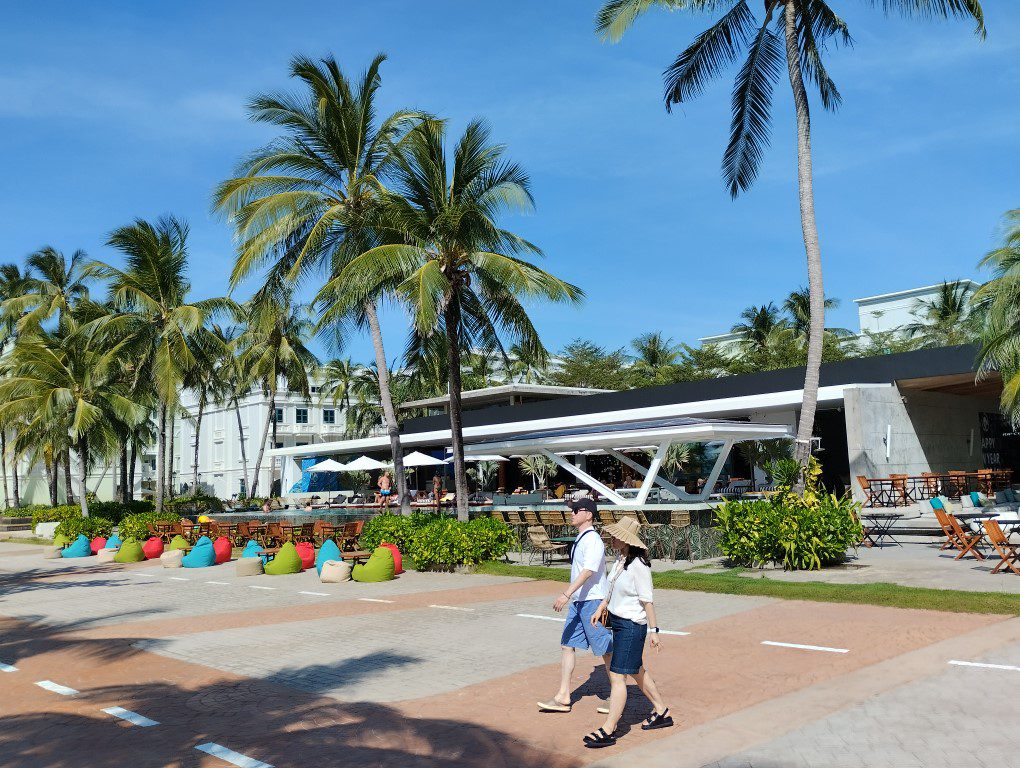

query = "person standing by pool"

[
  {"left": 377, "top": 470, "right": 392, "bottom": 509},
  {"left": 583, "top": 516, "right": 672, "bottom": 748},
  {"left": 537, "top": 498, "right": 613, "bottom": 713}
]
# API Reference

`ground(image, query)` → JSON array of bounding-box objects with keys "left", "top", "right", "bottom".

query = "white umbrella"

[
  {"left": 402, "top": 451, "right": 446, "bottom": 467},
  {"left": 307, "top": 458, "right": 348, "bottom": 472},
  {"left": 465, "top": 454, "right": 507, "bottom": 462},
  {"left": 342, "top": 455, "right": 390, "bottom": 471}
]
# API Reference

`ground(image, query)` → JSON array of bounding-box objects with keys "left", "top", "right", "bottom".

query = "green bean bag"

[
  {"left": 351, "top": 546, "right": 395, "bottom": 583},
  {"left": 61, "top": 535, "right": 91, "bottom": 558},
  {"left": 114, "top": 537, "right": 145, "bottom": 563},
  {"left": 315, "top": 539, "right": 341, "bottom": 575},
  {"left": 182, "top": 536, "right": 216, "bottom": 568},
  {"left": 264, "top": 541, "right": 302, "bottom": 575},
  {"left": 168, "top": 535, "right": 190, "bottom": 551},
  {"left": 53, "top": 533, "right": 70, "bottom": 548}
]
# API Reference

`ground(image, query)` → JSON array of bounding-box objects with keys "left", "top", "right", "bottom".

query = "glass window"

[
  {"left": 296, "top": 408, "right": 308, "bottom": 424},
  {"left": 322, "top": 409, "right": 336, "bottom": 425},
  {"left": 273, "top": 407, "right": 284, "bottom": 423}
]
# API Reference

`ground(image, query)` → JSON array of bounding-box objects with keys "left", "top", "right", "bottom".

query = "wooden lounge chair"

[
  {"left": 946, "top": 511, "right": 986, "bottom": 560},
  {"left": 527, "top": 526, "right": 568, "bottom": 566},
  {"left": 982, "top": 519, "right": 1020, "bottom": 575},
  {"left": 931, "top": 506, "right": 959, "bottom": 552},
  {"left": 857, "top": 476, "right": 879, "bottom": 508}
]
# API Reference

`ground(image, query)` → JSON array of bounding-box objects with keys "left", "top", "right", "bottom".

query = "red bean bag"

[
  {"left": 295, "top": 541, "right": 315, "bottom": 571},
  {"left": 213, "top": 536, "right": 232, "bottom": 564},
  {"left": 142, "top": 537, "right": 164, "bottom": 560},
  {"left": 381, "top": 542, "right": 403, "bottom": 575},
  {"left": 90, "top": 536, "right": 108, "bottom": 554}
]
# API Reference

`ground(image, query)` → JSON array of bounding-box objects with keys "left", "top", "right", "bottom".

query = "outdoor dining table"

[{"left": 861, "top": 511, "right": 904, "bottom": 547}]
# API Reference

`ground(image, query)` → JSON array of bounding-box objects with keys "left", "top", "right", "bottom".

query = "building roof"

[
  {"left": 399, "top": 383, "right": 614, "bottom": 411},
  {"left": 853, "top": 280, "right": 981, "bottom": 306}
]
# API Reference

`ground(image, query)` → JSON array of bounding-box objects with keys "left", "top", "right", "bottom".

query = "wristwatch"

[{"left": 650, "top": 626, "right": 660, "bottom": 633}]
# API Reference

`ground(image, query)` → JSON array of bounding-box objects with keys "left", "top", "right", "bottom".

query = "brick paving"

[{"left": 2, "top": 540, "right": 1020, "bottom": 768}]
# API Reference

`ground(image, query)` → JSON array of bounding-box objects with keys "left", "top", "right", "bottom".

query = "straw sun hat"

[{"left": 602, "top": 516, "right": 646, "bottom": 550}]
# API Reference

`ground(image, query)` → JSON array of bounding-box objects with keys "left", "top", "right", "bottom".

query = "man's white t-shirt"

[{"left": 570, "top": 527, "right": 608, "bottom": 603}]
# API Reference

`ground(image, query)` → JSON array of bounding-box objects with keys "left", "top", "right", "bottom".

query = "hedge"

[
  {"left": 54, "top": 516, "right": 114, "bottom": 540},
  {"left": 118, "top": 511, "right": 183, "bottom": 541},
  {"left": 163, "top": 495, "right": 224, "bottom": 514},
  {"left": 360, "top": 513, "right": 516, "bottom": 570}
]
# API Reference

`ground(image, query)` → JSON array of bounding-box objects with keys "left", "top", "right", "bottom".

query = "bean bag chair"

[
  {"left": 43, "top": 545, "right": 63, "bottom": 559},
  {"left": 52, "top": 533, "right": 70, "bottom": 548},
  {"left": 61, "top": 535, "right": 91, "bottom": 558},
  {"left": 105, "top": 534, "right": 122, "bottom": 550},
  {"left": 380, "top": 542, "right": 403, "bottom": 575},
  {"left": 236, "top": 557, "right": 263, "bottom": 576},
  {"left": 114, "top": 538, "right": 145, "bottom": 563},
  {"left": 142, "top": 537, "right": 164, "bottom": 560},
  {"left": 197, "top": 515, "right": 211, "bottom": 523},
  {"left": 241, "top": 539, "right": 267, "bottom": 564},
  {"left": 315, "top": 539, "right": 341, "bottom": 575},
  {"left": 160, "top": 549, "right": 184, "bottom": 568},
  {"left": 213, "top": 536, "right": 232, "bottom": 564},
  {"left": 90, "top": 536, "right": 108, "bottom": 554},
  {"left": 264, "top": 542, "right": 302, "bottom": 576},
  {"left": 295, "top": 541, "right": 315, "bottom": 571},
  {"left": 351, "top": 547, "right": 395, "bottom": 583},
  {"left": 320, "top": 559, "right": 351, "bottom": 583},
  {"left": 97, "top": 548, "right": 118, "bottom": 563},
  {"left": 168, "top": 535, "right": 190, "bottom": 551},
  {"left": 182, "top": 536, "right": 216, "bottom": 568}
]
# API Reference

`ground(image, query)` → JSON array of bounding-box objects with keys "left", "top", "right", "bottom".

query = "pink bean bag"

[
  {"left": 213, "top": 536, "right": 232, "bottom": 564},
  {"left": 295, "top": 541, "right": 315, "bottom": 571},
  {"left": 381, "top": 542, "right": 403, "bottom": 575},
  {"left": 142, "top": 537, "right": 164, "bottom": 560},
  {"left": 90, "top": 537, "right": 108, "bottom": 554}
]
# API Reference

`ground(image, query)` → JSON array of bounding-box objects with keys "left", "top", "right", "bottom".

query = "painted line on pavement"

[
  {"left": 357, "top": 598, "right": 394, "bottom": 603},
  {"left": 298, "top": 591, "right": 330, "bottom": 596},
  {"left": 195, "top": 742, "right": 273, "bottom": 768},
  {"left": 659, "top": 629, "right": 690, "bottom": 637},
  {"left": 0, "top": 661, "right": 17, "bottom": 672},
  {"left": 517, "top": 613, "right": 566, "bottom": 623},
  {"left": 761, "top": 640, "right": 849, "bottom": 654},
  {"left": 205, "top": 581, "right": 231, "bottom": 585},
  {"left": 102, "top": 706, "right": 160, "bottom": 727},
  {"left": 36, "top": 680, "right": 79, "bottom": 696},
  {"left": 169, "top": 577, "right": 190, "bottom": 581},
  {"left": 249, "top": 585, "right": 275, "bottom": 590},
  {"left": 430, "top": 604, "right": 474, "bottom": 612},
  {"left": 949, "top": 659, "right": 1020, "bottom": 672}
]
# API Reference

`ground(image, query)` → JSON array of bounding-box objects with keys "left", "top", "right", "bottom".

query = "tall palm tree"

[
  {"left": 328, "top": 119, "right": 584, "bottom": 519},
  {"left": 902, "top": 280, "right": 979, "bottom": 347},
  {"left": 183, "top": 327, "right": 231, "bottom": 496},
  {"left": 319, "top": 358, "right": 359, "bottom": 413},
  {"left": 783, "top": 287, "right": 849, "bottom": 341},
  {"left": 596, "top": 0, "right": 984, "bottom": 476},
  {"left": 214, "top": 54, "right": 423, "bottom": 514},
  {"left": 507, "top": 342, "right": 550, "bottom": 384},
  {"left": 0, "top": 264, "right": 30, "bottom": 508},
  {"left": 235, "top": 291, "right": 318, "bottom": 498},
  {"left": 99, "top": 216, "right": 229, "bottom": 513},
  {"left": 975, "top": 209, "right": 1020, "bottom": 422},
  {"left": 731, "top": 303, "right": 788, "bottom": 353},
  {"left": 631, "top": 331, "right": 680, "bottom": 381},
  {"left": 3, "top": 247, "right": 98, "bottom": 333}
]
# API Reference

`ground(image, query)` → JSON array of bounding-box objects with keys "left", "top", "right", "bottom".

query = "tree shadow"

[
  {"left": 0, "top": 563, "right": 157, "bottom": 598},
  {"left": 0, "top": 610, "right": 167, "bottom": 666}
]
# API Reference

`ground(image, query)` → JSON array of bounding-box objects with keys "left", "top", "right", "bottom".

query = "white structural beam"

[
  {"left": 635, "top": 442, "right": 669, "bottom": 505},
  {"left": 703, "top": 440, "right": 734, "bottom": 499},
  {"left": 605, "top": 449, "right": 696, "bottom": 502},
  {"left": 539, "top": 449, "right": 628, "bottom": 506}
]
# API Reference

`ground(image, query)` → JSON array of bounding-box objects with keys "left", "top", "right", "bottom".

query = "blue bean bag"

[
  {"left": 182, "top": 536, "right": 216, "bottom": 568},
  {"left": 61, "top": 534, "right": 91, "bottom": 558},
  {"left": 315, "top": 539, "right": 341, "bottom": 575},
  {"left": 241, "top": 539, "right": 267, "bottom": 564},
  {"left": 105, "top": 534, "right": 122, "bottom": 550}
]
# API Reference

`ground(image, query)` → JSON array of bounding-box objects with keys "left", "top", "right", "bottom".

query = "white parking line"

[
  {"left": 249, "top": 585, "right": 275, "bottom": 590},
  {"left": 430, "top": 605, "right": 474, "bottom": 612},
  {"left": 102, "top": 706, "right": 160, "bottom": 727},
  {"left": 298, "top": 591, "right": 329, "bottom": 596},
  {"left": 205, "top": 581, "right": 231, "bottom": 585},
  {"left": 195, "top": 742, "right": 273, "bottom": 768},
  {"left": 517, "top": 613, "right": 566, "bottom": 623},
  {"left": 0, "top": 661, "right": 17, "bottom": 672},
  {"left": 761, "top": 640, "right": 849, "bottom": 654},
  {"left": 659, "top": 629, "right": 691, "bottom": 637},
  {"left": 36, "top": 680, "right": 79, "bottom": 695},
  {"left": 169, "top": 577, "right": 190, "bottom": 581},
  {"left": 357, "top": 598, "right": 394, "bottom": 604},
  {"left": 949, "top": 659, "right": 1020, "bottom": 672}
]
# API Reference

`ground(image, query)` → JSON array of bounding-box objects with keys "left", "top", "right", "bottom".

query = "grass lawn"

[
  {"left": 0, "top": 536, "right": 55, "bottom": 546},
  {"left": 476, "top": 561, "right": 1020, "bottom": 616}
]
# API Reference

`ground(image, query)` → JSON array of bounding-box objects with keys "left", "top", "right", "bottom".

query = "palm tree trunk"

[
  {"left": 784, "top": 0, "right": 825, "bottom": 483},
  {"left": 11, "top": 448, "right": 19, "bottom": 508},
  {"left": 192, "top": 396, "right": 205, "bottom": 496},
  {"left": 0, "top": 430, "right": 9, "bottom": 510},
  {"left": 156, "top": 403, "right": 167, "bottom": 513},
  {"left": 45, "top": 451, "right": 57, "bottom": 506},
  {"left": 120, "top": 441, "right": 129, "bottom": 503},
  {"left": 363, "top": 300, "right": 409, "bottom": 515},
  {"left": 128, "top": 440, "right": 137, "bottom": 502},
  {"left": 250, "top": 393, "right": 273, "bottom": 498},
  {"left": 166, "top": 410, "right": 175, "bottom": 498},
  {"left": 74, "top": 438, "right": 89, "bottom": 518},
  {"left": 443, "top": 298, "right": 470, "bottom": 521},
  {"left": 63, "top": 450, "right": 74, "bottom": 505},
  {"left": 233, "top": 396, "right": 250, "bottom": 497}
]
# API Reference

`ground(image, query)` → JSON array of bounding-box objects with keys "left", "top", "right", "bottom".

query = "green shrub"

[
  {"left": 90, "top": 500, "right": 154, "bottom": 523},
  {"left": 164, "top": 495, "right": 224, "bottom": 514},
  {"left": 31, "top": 505, "right": 81, "bottom": 527},
  {"left": 359, "top": 513, "right": 418, "bottom": 551},
  {"left": 118, "top": 511, "right": 182, "bottom": 541},
  {"left": 54, "top": 516, "right": 114, "bottom": 540},
  {"left": 358, "top": 512, "right": 516, "bottom": 570}
]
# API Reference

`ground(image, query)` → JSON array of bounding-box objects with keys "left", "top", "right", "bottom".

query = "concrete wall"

[{"left": 844, "top": 383, "right": 998, "bottom": 501}]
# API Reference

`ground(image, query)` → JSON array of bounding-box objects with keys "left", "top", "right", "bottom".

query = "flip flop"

[
  {"left": 537, "top": 700, "right": 571, "bottom": 713},
  {"left": 597, "top": 705, "right": 610, "bottom": 715}
]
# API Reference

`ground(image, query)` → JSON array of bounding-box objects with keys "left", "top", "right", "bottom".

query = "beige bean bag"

[
  {"left": 42, "top": 545, "right": 63, "bottom": 560},
  {"left": 235, "top": 557, "right": 264, "bottom": 577},
  {"left": 319, "top": 559, "right": 351, "bottom": 583},
  {"left": 160, "top": 549, "right": 184, "bottom": 568},
  {"left": 96, "top": 548, "right": 118, "bottom": 564}
]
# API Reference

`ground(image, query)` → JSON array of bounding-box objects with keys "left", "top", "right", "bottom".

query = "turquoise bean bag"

[
  {"left": 241, "top": 539, "right": 267, "bottom": 564},
  {"left": 315, "top": 539, "right": 341, "bottom": 575},
  {"left": 182, "top": 536, "right": 216, "bottom": 568},
  {"left": 61, "top": 534, "right": 91, "bottom": 558},
  {"left": 105, "top": 534, "right": 122, "bottom": 550},
  {"left": 114, "top": 537, "right": 145, "bottom": 563}
]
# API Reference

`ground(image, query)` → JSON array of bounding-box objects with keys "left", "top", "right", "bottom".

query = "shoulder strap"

[{"left": 569, "top": 528, "right": 597, "bottom": 564}]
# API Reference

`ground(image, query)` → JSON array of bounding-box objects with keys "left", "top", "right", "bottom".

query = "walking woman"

[{"left": 584, "top": 516, "right": 672, "bottom": 748}]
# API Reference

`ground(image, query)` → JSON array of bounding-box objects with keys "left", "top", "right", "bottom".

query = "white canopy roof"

[{"left": 306, "top": 459, "right": 348, "bottom": 473}]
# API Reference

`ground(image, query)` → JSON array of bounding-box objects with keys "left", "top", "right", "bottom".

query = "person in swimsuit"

[{"left": 377, "top": 470, "right": 392, "bottom": 509}]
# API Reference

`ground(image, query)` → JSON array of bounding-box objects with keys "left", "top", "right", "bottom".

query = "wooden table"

[{"left": 340, "top": 550, "right": 372, "bottom": 564}]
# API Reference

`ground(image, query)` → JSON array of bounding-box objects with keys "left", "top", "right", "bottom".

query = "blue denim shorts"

[
  {"left": 609, "top": 613, "right": 647, "bottom": 675},
  {"left": 560, "top": 599, "right": 613, "bottom": 656}
]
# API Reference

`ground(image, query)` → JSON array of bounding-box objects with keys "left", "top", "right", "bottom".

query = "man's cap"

[{"left": 566, "top": 497, "right": 597, "bottom": 514}]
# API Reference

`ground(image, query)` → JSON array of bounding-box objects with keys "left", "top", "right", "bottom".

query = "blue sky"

[{"left": 2, "top": 1, "right": 1018, "bottom": 363}]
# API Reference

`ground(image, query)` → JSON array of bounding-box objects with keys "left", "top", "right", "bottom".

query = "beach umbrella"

[
  {"left": 402, "top": 451, "right": 446, "bottom": 467},
  {"left": 307, "top": 459, "right": 348, "bottom": 472},
  {"left": 342, "top": 455, "right": 389, "bottom": 471}
]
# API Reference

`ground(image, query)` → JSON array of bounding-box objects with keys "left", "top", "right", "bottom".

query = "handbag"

[{"left": 593, "top": 559, "right": 622, "bottom": 628}]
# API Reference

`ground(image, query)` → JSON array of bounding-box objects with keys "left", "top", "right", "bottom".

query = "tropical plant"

[
  {"left": 182, "top": 327, "right": 231, "bottom": 496},
  {"left": 902, "top": 280, "right": 980, "bottom": 347},
  {"left": 631, "top": 332, "right": 682, "bottom": 383},
  {"left": 0, "top": 263, "right": 30, "bottom": 508},
  {"left": 467, "top": 460, "right": 499, "bottom": 492},
  {"left": 326, "top": 118, "right": 583, "bottom": 519},
  {"left": 596, "top": 0, "right": 985, "bottom": 480},
  {"left": 118, "top": 510, "right": 181, "bottom": 541},
  {"left": 518, "top": 454, "right": 558, "bottom": 490},
  {"left": 54, "top": 515, "right": 114, "bottom": 541},
  {"left": 507, "top": 342, "right": 550, "bottom": 384},
  {"left": 550, "top": 339, "right": 631, "bottom": 390},
  {"left": 976, "top": 209, "right": 1020, "bottom": 424},
  {"left": 783, "top": 287, "right": 850, "bottom": 341},
  {"left": 3, "top": 247, "right": 98, "bottom": 333},
  {"left": 318, "top": 358, "right": 360, "bottom": 412},
  {"left": 731, "top": 303, "right": 789, "bottom": 354},
  {"left": 214, "top": 54, "right": 422, "bottom": 514}
]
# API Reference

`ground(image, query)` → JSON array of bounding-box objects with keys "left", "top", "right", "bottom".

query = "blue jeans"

[
  {"left": 608, "top": 613, "right": 647, "bottom": 675},
  {"left": 561, "top": 599, "right": 613, "bottom": 656}
]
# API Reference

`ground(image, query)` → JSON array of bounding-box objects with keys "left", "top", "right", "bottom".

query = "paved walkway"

[{"left": 1, "top": 540, "right": 1019, "bottom": 767}]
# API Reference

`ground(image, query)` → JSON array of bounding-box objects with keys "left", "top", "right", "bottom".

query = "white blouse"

[{"left": 607, "top": 557, "right": 654, "bottom": 624}]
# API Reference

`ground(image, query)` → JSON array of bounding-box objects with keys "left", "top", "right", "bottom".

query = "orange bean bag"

[
  {"left": 142, "top": 537, "right": 164, "bottom": 560},
  {"left": 295, "top": 541, "right": 315, "bottom": 571},
  {"left": 90, "top": 536, "right": 108, "bottom": 554},
  {"left": 213, "top": 536, "right": 232, "bottom": 564},
  {"left": 380, "top": 542, "right": 403, "bottom": 575}
]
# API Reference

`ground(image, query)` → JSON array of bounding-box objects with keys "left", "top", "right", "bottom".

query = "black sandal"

[
  {"left": 641, "top": 708, "right": 674, "bottom": 730},
  {"left": 583, "top": 727, "right": 617, "bottom": 748}
]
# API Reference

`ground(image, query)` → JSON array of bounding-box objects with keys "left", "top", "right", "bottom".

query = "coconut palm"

[
  {"left": 783, "top": 287, "right": 850, "bottom": 341},
  {"left": 518, "top": 454, "right": 558, "bottom": 491},
  {"left": 731, "top": 303, "right": 788, "bottom": 353},
  {"left": 0, "top": 264, "right": 30, "bottom": 508},
  {"left": 631, "top": 331, "right": 681, "bottom": 382},
  {"left": 213, "top": 54, "right": 422, "bottom": 514},
  {"left": 3, "top": 247, "right": 99, "bottom": 333},
  {"left": 596, "top": 0, "right": 984, "bottom": 477},
  {"left": 507, "top": 342, "right": 550, "bottom": 384},
  {"left": 183, "top": 327, "right": 231, "bottom": 496},
  {"left": 319, "top": 358, "right": 360, "bottom": 413},
  {"left": 902, "top": 280, "right": 980, "bottom": 348},
  {"left": 327, "top": 119, "right": 584, "bottom": 519},
  {"left": 976, "top": 209, "right": 1020, "bottom": 423}
]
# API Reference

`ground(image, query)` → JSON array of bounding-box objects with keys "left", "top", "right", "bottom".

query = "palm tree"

[
  {"left": 783, "top": 287, "right": 850, "bottom": 341},
  {"left": 976, "top": 209, "right": 1020, "bottom": 423},
  {"left": 731, "top": 303, "right": 788, "bottom": 353},
  {"left": 0, "top": 264, "right": 30, "bottom": 508},
  {"left": 518, "top": 454, "right": 558, "bottom": 491},
  {"left": 328, "top": 119, "right": 584, "bottom": 519},
  {"left": 631, "top": 332, "right": 680, "bottom": 382},
  {"left": 235, "top": 290, "right": 318, "bottom": 498},
  {"left": 507, "top": 342, "right": 550, "bottom": 384},
  {"left": 596, "top": 0, "right": 984, "bottom": 477},
  {"left": 319, "top": 358, "right": 360, "bottom": 413},
  {"left": 902, "top": 280, "right": 979, "bottom": 347},
  {"left": 99, "top": 216, "right": 229, "bottom": 513},
  {"left": 3, "top": 247, "right": 99, "bottom": 333},
  {"left": 214, "top": 54, "right": 422, "bottom": 514},
  {"left": 183, "top": 327, "right": 231, "bottom": 496}
]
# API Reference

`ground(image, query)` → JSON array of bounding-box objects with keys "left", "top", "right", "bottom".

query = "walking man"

[{"left": 538, "top": 497, "right": 613, "bottom": 712}]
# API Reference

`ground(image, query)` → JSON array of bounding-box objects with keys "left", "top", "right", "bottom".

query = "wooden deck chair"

[
  {"left": 526, "top": 526, "right": 568, "bottom": 566},
  {"left": 857, "top": 476, "right": 879, "bottom": 508},
  {"left": 946, "top": 513, "right": 986, "bottom": 561},
  {"left": 931, "top": 507, "right": 959, "bottom": 552},
  {"left": 597, "top": 509, "right": 615, "bottom": 526},
  {"left": 982, "top": 519, "right": 1020, "bottom": 575}
]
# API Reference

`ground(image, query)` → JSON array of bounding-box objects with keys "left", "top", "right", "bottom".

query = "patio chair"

[
  {"left": 857, "top": 475, "right": 879, "bottom": 507},
  {"left": 982, "top": 519, "right": 1020, "bottom": 576},
  {"left": 265, "top": 522, "right": 284, "bottom": 547},
  {"left": 597, "top": 509, "right": 615, "bottom": 526},
  {"left": 637, "top": 511, "right": 666, "bottom": 559},
  {"left": 931, "top": 506, "right": 959, "bottom": 552},
  {"left": 526, "top": 526, "right": 568, "bottom": 566},
  {"left": 946, "top": 512, "right": 986, "bottom": 561}
]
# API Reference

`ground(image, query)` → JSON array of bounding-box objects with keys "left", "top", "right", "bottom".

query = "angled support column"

[
  {"left": 700, "top": 440, "right": 734, "bottom": 501},
  {"left": 606, "top": 448, "right": 695, "bottom": 502},
  {"left": 635, "top": 441, "right": 670, "bottom": 505},
  {"left": 539, "top": 449, "right": 628, "bottom": 506}
]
